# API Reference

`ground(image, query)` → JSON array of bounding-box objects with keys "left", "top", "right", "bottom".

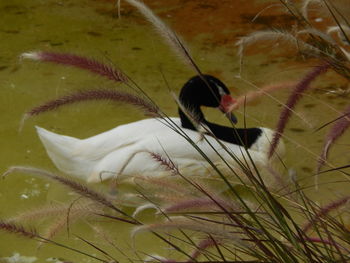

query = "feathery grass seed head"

[
  {"left": 21, "top": 51, "right": 128, "bottom": 83},
  {"left": 22, "top": 89, "right": 161, "bottom": 125}
]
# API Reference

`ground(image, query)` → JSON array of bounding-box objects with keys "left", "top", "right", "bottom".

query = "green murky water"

[{"left": 0, "top": 0, "right": 349, "bottom": 262}]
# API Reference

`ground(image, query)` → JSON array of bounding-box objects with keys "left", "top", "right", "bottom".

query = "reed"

[
  {"left": 237, "top": 0, "right": 350, "bottom": 176},
  {"left": 2, "top": 0, "right": 350, "bottom": 262},
  {"left": 302, "top": 195, "right": 350, "bottom": 233}
]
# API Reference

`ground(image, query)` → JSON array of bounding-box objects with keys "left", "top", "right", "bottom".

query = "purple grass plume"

[
  {"left": 302, "top": 195, "right": 350, "bottom": 232},
  {"left": 3, "top": 166, "right": 128, "bottom": 218},
  {"left": 21, "top": 51, "right": 128, "bottom": 83},
  {"left": 304, "top": 237, "right": 345, "bottom": 251},
  {"left": 189, "top": 237, "right": 222, "bottom": 261},
  {"left": 269, "top": 63, "right": 330, "bottom": 158},
  {"left": 0, "top": 220, "right": 37, "bottom": 239},
  {"left": 21, "top": 89, "right": 160, "bottom": 127},
  {"left": 148, "top": 152, "right": 179, "bottom": 175},
  {"left": 124, "top": 0, "right": 202, "bottom": 75},
  {"left": 317, "top": 104, "right": 350, "bottom": 172}
]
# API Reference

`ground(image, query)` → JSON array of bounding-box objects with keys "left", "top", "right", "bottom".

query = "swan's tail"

[{"left": 36, "top": 126, "right": 93, "bottom": 180}]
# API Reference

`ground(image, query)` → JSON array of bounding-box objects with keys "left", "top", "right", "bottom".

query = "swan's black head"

[
  {"left": 179, "top": 75, "right": 237, "bottom": 128},
  {"left": 179, "top": 75, "right": 230, "bottom": 107}
]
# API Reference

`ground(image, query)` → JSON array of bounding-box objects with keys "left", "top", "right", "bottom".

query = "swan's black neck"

[
  {"left": 178, "top": 108, "right": 262, "bottom": 148},
  {"left": 204, "top": 121, "right": 262, "bottom": 148},
  {"left": 178, "top": 107, "right": 203, "bottom": 130},
  {"left": 178, "top": 74, "right": 262, "bottom": 148}
]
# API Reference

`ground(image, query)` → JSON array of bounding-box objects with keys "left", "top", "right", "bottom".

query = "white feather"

[{"left": 36, "top": 117, "right": 284, "bottom": 183}]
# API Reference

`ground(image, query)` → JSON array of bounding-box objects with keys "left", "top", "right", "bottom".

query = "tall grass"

[
  {"left": 1, "top": 0, "right": 350, "bottom": 262},
  {"left": 237, "top": 0, "right": 350, "bottom": 174}
]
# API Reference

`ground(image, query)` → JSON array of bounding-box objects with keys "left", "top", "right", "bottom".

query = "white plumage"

[
  {"left": 34, "top": 75, "right": 285, "bottom": 183},
  {"left": 36, "top": 117, "right": 284, "bottom": 183}
]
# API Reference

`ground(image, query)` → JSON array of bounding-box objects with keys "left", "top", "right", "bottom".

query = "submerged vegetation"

[{"left": 1, "top": 0, "right": 350, "bottom": 262}]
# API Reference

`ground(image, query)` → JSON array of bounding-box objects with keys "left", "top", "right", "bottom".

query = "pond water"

[{"left": 0, "top": 0, "right": 349, "bottom": 262}]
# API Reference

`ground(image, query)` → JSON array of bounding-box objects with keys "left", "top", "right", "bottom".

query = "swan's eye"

[
  {"left": 208, "top": 78, "right": 227, "bottom": 96},
  {"left": 217, "top": 85, "right": 226, "bottom": 96}
]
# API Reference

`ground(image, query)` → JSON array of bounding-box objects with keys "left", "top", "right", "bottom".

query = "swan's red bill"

[{"left": 219, "top": 95, "right": 238, "bottom": 124}]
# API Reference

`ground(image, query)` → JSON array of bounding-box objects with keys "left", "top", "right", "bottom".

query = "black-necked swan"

[{"left": 36, "top": 75, "right": 284, "bottom": 183}]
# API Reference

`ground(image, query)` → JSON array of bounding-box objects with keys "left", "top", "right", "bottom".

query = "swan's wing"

[
  {"left": 72, "top": 118, "right": 182, "bottom": 157},
  {"left": 36, "top": 118, "right": 182, "bottom": 181}
]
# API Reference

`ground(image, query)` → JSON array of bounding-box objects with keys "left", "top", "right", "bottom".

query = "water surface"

[{"left": 0, "top": 0, "right": 349, "bottom": 262}]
